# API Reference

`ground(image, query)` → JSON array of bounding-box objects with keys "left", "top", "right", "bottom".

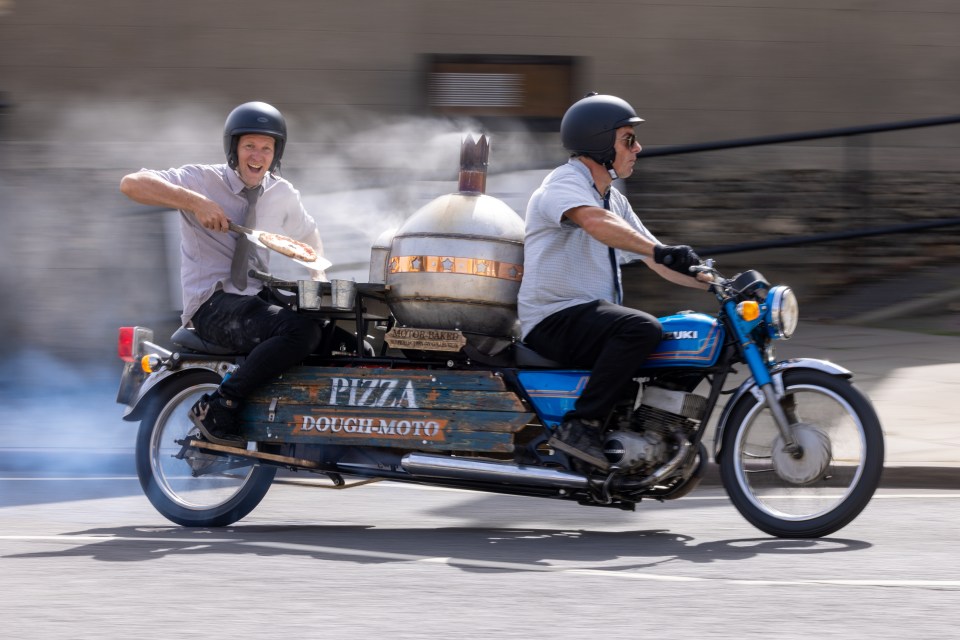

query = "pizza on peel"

[{"left": 258, "top": 232, "right": 319, "bottom": 263}]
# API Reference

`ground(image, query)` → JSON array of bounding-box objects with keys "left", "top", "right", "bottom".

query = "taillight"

[
  {"left": 118, "top": 326, "right": 154, "bottom": 362},
  {"left": 119, "top": 327, "right": 135, "bottom": 362}
]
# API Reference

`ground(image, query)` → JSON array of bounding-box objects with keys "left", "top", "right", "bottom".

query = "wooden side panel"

[
  {"left": 274, "top": 367, "right": 511, "bottom": 391},
  {"left": 240, "top": 366, "right": 535, "bottom": 453}
]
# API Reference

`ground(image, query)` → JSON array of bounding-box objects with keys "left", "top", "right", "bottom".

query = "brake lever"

[{"left": 690, "top": 260, "right": 726, "bottom": 294}]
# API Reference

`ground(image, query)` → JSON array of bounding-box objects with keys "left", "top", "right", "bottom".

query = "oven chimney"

[{"left": 458, "top": 133, "right": 489, "bottom": 194}]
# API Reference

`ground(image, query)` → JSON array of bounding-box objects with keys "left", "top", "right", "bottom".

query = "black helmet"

[
  {"left": 222, "top": 101, "right": 287, "bottom": 173},
  {"left": 560, "top": 93, "right": 643, "bottom": 167}
]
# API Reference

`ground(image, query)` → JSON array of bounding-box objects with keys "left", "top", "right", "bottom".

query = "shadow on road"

[{"left": 3, "top": 523, "right": 871, "bottom": 571}]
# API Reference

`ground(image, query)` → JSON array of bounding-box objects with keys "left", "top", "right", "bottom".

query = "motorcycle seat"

[
  {"left": 170, "top": 326, "right": 241, "bottom": 356},
  {"left": 513, "top": 343, "right": 565, "bottom": 369},
  {"left": 460, "top": 340, "right": 565, "bottom": 368}
]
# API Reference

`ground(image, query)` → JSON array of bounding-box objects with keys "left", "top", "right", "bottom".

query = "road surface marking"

[{"left": 1, "top": 534, "right": 958, "bottom": 589}]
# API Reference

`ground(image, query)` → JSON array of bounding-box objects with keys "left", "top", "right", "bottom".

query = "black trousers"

[
  {"left": 524, "top": 300, "right": 663, "bottom": 421},
  {"left": 191, "top": 289, "right": 322, "bottom": 402}
]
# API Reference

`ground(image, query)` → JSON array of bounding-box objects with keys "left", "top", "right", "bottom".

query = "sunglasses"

[{"left": 618, "top": 133, "right": 639, "bottom": 148}]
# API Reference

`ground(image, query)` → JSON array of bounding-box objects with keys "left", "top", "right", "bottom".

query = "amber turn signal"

[
  {"left": 737, "top": 301, "right": 760, "bottom": 322},
  {"left": 140, "top": 354, "right": 161, "bottom": 374}
]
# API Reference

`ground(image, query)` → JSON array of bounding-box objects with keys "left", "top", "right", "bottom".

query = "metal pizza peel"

[{"left": 228, "top": 222, "right": 332, "bottom": 271}]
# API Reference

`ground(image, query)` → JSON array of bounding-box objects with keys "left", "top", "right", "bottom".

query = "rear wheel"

[
  {"left": 719, "top": 369, "right": 884, "bottom": 538},
  {"left": 135, "top": 370, "right": 276, "bottom": 527}
]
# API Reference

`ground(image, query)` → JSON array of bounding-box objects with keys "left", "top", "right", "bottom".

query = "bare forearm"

[
  {"left": 569, "top": 206, "right": 658, "bottom": 256},
  {"left": 121, "top": 172, "right": 201, "bottom": 210},
  {"left": 120, "top": 171, "right": 229, "bottom": 231},
  {"left": 648, "top": 261, "right": 711, "bottom": 290},
  {"left": 567, "top": 206, "right": 710, "bottom": 290}
]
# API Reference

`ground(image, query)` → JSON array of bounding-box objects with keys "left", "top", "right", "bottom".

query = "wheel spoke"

[
  {"left": 720, "top": 368, "right": 883, "bottom": 537},
  {"left": 137, "top": 374, "right": 277, "bottom": 527},
  {"left": 149, "top": 384, "right": 257, "bottom": 510},
  {"left": 735, "top": 385, "right": 864, "bottom": 520}
]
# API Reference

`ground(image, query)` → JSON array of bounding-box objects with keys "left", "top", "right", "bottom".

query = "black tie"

[
  {"left": 230, "top": 186, "right": 261, "bottom": 289},
  {"left": 603, "top": 191, "right": 622, "bottom": 304}
]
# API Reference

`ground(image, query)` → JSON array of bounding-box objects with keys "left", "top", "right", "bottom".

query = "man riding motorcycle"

[
  {"left": 119, "top": 101, "right": 327, "bottom": 447},
  {"left": 518, "top": 92, "right": 712, "bottom": 471},
  {"left": 116, "top": 101, "right": 884, "bottom": 539}
]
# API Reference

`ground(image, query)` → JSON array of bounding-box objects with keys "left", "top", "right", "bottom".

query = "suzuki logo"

[{"left": 663, "top": 330, "right": 699, "bottom": 340}]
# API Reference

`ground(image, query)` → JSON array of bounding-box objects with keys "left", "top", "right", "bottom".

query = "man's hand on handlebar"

[{"left": 654, "top": 244, "right": 702, "bottom": 275}]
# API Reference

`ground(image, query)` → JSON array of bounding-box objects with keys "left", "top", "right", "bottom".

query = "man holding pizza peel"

[{"left": 120, "top": 101, "right": 327, "bottom": 447}]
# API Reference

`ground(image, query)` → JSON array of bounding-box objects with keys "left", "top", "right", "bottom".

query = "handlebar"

[
  {"left": 689, "top": 260, "right": 730, "bottom": 298},
  {"left": 690, "top": 258, "right": 716, "bottom": 275}
]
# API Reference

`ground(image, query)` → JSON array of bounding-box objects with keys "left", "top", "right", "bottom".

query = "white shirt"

[
  {"left": 146, "top": 163, "right": 319, "bottom": 326},
  {"left": 518, "top": 159, "right": 658, "bottom": 339}
]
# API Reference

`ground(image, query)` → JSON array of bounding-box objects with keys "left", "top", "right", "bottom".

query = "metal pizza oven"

[{"left": 381, "top": 134, "right": 525, "bottom": 338}]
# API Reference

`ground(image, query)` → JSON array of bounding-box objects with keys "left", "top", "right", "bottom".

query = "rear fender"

[
  {"left": 121, "top": 360, "right": 234, "bottom": 421},
  {"left": 712, "top": 358, "right": 852, "bottom": 460}
]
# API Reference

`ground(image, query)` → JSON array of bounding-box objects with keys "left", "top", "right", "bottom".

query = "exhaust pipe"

[{"left": 401, "top": 452, "right": 589, "bottom": 490}]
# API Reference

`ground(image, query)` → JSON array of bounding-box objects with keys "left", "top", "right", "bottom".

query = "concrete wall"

[
  {"left": 0, "top": 0, "right": 958, "bottom": 363},
  {"left": 4, "top": 1, "right": 960, "bottom": 143}
]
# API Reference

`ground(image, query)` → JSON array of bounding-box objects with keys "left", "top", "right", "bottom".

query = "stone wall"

[
  {"left": 621, "top": 160, "right": 960, "bottom": 318},
  {"left": 3, "top": 1, "right": 960, "bottom": 148}
]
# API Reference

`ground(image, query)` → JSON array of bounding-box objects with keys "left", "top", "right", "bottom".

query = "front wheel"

[
  {"left": 135, "top": 370, "right": 277, "bottom": 527},
  {"left": 719, "top": 369, "right": 884, "bottom": 538}
]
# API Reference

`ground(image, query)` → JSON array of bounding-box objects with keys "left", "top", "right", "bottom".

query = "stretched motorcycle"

[{"left": 116, "top": 261, "right": 884, "bottom": 539}]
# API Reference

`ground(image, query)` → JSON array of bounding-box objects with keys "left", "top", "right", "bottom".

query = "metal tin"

[
  {"left": 330, "top": 279, "right": 357, "bottom": 310},
  {"left": 298, "top": 280, "right": 323, "bottom": 310}
]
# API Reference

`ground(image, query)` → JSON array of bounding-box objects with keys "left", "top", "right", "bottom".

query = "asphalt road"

[
  {"left": 1, "top": 320, "right": 958, "bottom": 638},
  {"left": 2, "top": 475, "right": 958, "bottom": 639}
]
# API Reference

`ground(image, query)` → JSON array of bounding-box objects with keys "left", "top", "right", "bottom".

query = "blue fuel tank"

[
  {"left": 638, "top": 312, "right": 724, "bottom": 370},
  {"left": 517, "top": 312, "right": 724, "bottom": 426}
]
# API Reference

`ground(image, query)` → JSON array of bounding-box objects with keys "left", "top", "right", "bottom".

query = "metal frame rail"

[{"left": 631, "top": 114, "right": 960, "bottom": 256}]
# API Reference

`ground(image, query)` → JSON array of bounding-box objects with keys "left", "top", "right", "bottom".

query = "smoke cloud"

[{"left": 0, "top": 97, "right": 559, "bottom": 487}]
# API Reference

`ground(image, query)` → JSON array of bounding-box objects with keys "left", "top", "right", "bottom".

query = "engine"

[{"left": 603, "top": 384, "right": 706, "bottom": 473}]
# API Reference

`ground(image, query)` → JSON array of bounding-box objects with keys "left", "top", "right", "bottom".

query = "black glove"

[{"left": 653, "top": 244, "right": 701, "bottom": 275}]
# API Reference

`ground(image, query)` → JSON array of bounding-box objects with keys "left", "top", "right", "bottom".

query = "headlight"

[{"left": 768, "top": 286, "right": 799, "bottom": 339}]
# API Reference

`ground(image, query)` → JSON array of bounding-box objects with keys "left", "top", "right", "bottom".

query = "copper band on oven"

[{"left": 388, "top": 255, "right": 523, "bottom": 282}]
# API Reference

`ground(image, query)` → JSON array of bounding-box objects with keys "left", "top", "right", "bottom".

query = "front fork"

[
  {"left": 723, "top": 301, "right": 801, "bottom": 455},
  {"left": 757, "top": 383, "right": 802, "bottom": 457}
]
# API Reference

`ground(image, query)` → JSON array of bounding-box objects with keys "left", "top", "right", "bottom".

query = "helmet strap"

[
  {"left": 584, "top": 149, "right": 619, "bottom": 179},
  {"left": 227, "top": 138, "right": 239, "bottom": 170},
  {"left": 601, "top": 155, "right": 620, "bottom": 179}
]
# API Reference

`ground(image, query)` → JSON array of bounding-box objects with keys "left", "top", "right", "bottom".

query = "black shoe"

[
  {"left": 188, "top": 392, "right": 246, "bottom": 448},
  {"left": 548, "top": 418, "right": 610, "bottom": 472}
]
